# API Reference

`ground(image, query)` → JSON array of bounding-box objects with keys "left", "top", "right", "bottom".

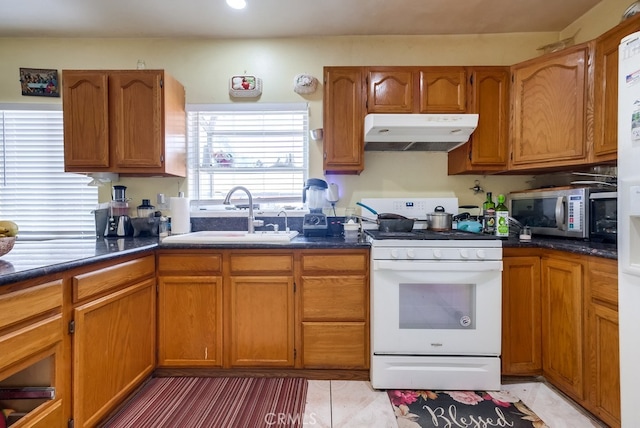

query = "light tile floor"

[{"left": 303, "top": 380, "right": 607, "bottom": 428}]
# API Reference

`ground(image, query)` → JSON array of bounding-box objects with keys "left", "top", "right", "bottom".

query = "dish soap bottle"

[
  {"left": 482, "top": 192, "right": 496, "bottom": 234},
  {"left": 495, "top": 194, "right": 509, "bottom": 238}
]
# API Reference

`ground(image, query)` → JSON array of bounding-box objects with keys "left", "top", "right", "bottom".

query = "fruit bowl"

[{"left": 0, "top": 237, "right": 16, "bottom": 257}]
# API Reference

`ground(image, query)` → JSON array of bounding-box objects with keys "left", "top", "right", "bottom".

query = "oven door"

[{"left": 371, "top": 259, "right": 502, "bottom": 356}]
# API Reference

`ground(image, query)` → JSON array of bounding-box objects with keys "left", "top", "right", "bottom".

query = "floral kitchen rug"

[{"left": 388, "top": 389, "right": 548, "bottom": 428}]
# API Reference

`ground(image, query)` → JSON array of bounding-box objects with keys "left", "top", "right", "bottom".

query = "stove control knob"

[
  {"left": 390, "top": 249, "right": 399, "bottom": 259},
  {"left": 460, "top": 249, "right": 469, "bottom": 258},
  {"left": 433, "top": 249, "right": 442, "bottom": 259},
  {"left": 407, "top": 249, "right": 416, "bottom": 259},
  {"left": 476, "top": 250, "right": 486, "bottom": 259}
]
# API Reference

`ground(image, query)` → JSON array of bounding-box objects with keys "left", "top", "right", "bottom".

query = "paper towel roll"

[{"left": 170, "top": 196, "right": 191, "bottom": 234}]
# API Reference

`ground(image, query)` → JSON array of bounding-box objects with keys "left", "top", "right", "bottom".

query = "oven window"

[{"left": 399, "top": 283, "right": 476, "bottom": 330}]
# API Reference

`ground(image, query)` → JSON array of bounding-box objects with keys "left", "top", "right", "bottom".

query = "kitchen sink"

[{"left": 161, "top": 230, "right": 299, "bottom": 244}]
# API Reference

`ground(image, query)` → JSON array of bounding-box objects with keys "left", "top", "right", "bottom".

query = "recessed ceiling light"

[{"left": 226, "top": 0, "right": 246, "bottom": 9}]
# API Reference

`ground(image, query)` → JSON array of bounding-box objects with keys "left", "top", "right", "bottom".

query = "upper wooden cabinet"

[
  {"left": 366, "top": 67, "right": 466, "bottom": 113},
  {"left": 593, "top": 15, "right": 640, "bottom": 163},
  {"left": 509, "top": 43, "right": 591, "bottom": 170},
  {"left": 367, "top": 68, "right": 414, "bottom": 112},
  {"left": 448, "top": 67, "right": 510, "bottom": 174},
  {"left": 323, "top": 67, "right": 365, "bottom": 174},
  {"left": 510, "top": 43, "right": 593, "bottom": 171},
  {"left": 419, "top": 67, "right": 467, "bottom": 113},
  {"left": 62, "top": 69, "right": 186, "bottom": 177}
]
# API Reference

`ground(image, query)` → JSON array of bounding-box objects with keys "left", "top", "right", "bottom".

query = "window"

[
  {"left": 187, "top": 103, "right": 308, "bottom": 208},
  {"left": 0, "top": 105, "right": 98, "bottom": 240}
]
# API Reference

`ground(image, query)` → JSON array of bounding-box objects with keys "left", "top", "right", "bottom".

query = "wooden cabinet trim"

[
  {"left": 0, "top": 315, "right": 62, "bottom": 371},
  {"left": 73, "top": 254, "right": 155, "bottom": 302},
  {"left": 158, "top": 253, "right": 222, "bottom": 275},
  {"left": 0, "top": 280, "right": 62, "bottom": 331}
]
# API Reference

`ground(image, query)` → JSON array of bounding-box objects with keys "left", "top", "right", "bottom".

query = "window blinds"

[
  {"left": 186, "top": 103, "right": 309, "bottom": 206},
  {"left": 0, "top": 107, "right": 98, "bottom": 239}
]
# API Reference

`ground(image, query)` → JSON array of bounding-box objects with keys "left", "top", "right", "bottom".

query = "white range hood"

[{"left": 364, "top": 113, "right": 479, "bottom": 152}]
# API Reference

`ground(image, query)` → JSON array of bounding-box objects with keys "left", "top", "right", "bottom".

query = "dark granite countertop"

[
  {"left": 0, "top": 237, "right": 159, "bottom": 287},
  {"left": 0, "top": 234, "right": 370, "bottom": 288},
  {"left": 0, "top": 231, "right": 616, "bottom": 288},
  {"left": 502, "top": 236, "right": 617, "bottom": 260}
]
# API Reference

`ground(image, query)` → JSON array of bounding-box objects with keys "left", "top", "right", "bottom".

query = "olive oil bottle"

[
  {"left": 482, "top": 192, "right": 496, "bottom": 234},
  {"left": 495, "top": 194, "right": 509, "bottom": 238}
]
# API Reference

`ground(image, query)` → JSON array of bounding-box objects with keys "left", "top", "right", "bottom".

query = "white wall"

[{"left": 0, "top": 0, "right": 626, "bottom": 213}]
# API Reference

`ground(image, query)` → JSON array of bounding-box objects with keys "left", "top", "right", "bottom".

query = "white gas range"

[{"left": 361, "top": 198, "right": 504, "bottom": 391}]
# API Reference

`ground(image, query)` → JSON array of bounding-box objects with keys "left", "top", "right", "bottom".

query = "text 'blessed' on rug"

[{"left": 388, "top": 389, "right": 548, "bottom": 428}]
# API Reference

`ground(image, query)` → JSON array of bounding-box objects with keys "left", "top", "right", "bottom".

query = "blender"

[{"left": 302, "top": 178, "right": 329, "bottom": 236}]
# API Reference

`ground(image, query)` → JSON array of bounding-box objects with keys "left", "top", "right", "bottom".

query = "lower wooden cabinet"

[
  {"left": 157, "top": 252, "right": 223, "bottom": 367},
  {"left": 0, "top": 279, "right": 65, "bottom": 428},
  {"left": 541, "top": 252, "right": 585, "bottom": 402},
  {"left": 71, "top": 255, "right": 156, "bottom": 428},
  {"left": 502, "top": 248, "right": 620, "bottom": 427},
  {"left": 585, "top": 257, "right": 620, "bottom": 427},
  {"left": 501, "top": 250, "right": 542, "bottom": 375},
  {"left": 299, "top": 250, "right": 369, "bottom": 369},
  {"left": 229, "top": 275, "right": 295, "bottom": 367},
  {"left": 157, "top": 276, "right": 223, "bottom": 367}
]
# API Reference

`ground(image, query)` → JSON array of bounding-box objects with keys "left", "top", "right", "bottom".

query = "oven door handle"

[{"left": 373, "top": 260, "right": 503, "bottom": 272}]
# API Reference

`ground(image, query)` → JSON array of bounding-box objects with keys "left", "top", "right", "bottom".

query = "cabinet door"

[
  {"left": 367, "top": 68, "right": 415, "bottom": 112},
  {"left": 158, "top": 276, "right": 223, "bottom": 367},
  {"left": 323, "top": 67, "right": 365, "bottom": 174},
  {"left": 541, "top": 256, "right": 584, "bottom": 401},
  {"left": 448, "top": 67, "right": 509, "bottom": 174},
  {"left": 62, "top": 71, "right": 110, "bottom": 170},
  {"left": 229, "top": 276, "right": 294, "bottom": 367},
  {"left": 501, "top": 256, "right": 542, "bottom": 375},
  {"left": 109, "top": 71, "right": 164, "bottom": 169},
  {"left": 593, "top": 16, "right": 640, "bottom": 162},
  {"left": 419, "top": 67, "right": 466, "bottom": 113},
  {"left": 585, "top": 258, "right": 620, "bottom": 427},
  {"left": 511, "top": 44, "right": 590, "bottom": 169},
  {"left": 73, "top": 279, "right": 155, "bottom": 428}
]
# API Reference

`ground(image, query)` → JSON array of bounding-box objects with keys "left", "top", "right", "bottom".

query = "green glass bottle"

[
  {"left": 495, "top": 194, "right": 509, "bottom": 238},
  {"left": 482, "top": 192, "right": 495, "bottom": 234}
]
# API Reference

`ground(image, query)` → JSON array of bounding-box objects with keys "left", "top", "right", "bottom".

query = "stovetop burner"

[{"left": 365, "top": 229, "right": 499, "bottom": 241}]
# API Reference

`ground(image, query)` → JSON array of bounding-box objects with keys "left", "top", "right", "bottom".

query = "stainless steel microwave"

[{"left": 509, "top": 187, "right": 614, "bottom": 240}]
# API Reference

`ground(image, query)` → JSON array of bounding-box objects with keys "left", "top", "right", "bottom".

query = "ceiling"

[{"left": 0, "top": 0, "right": 604, "bottom": 39}]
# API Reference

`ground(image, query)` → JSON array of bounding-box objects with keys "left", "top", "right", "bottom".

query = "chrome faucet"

[
  {"left": 277, "top": 210, "right": 289, "bottom": 232},
  {"left": 223, "top": 186, "right": 256, "bottom": 233}
]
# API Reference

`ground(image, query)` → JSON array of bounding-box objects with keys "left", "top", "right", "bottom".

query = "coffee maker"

[
  {"left": 302, "top": 178, "right": 329, "bottom": 237},
  {"left": 104, "top": 185, "right": 133, "bottom": 237}
]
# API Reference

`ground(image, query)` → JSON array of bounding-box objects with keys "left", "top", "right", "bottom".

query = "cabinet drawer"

[
  {"left": 73, "top": 255, "right": 155, "bottom": 302},
  {"left": 301, "top": 253, "right": 367, "bottom": 272},
  {"left": 302, "top": 322, "right": 367, "bottom": 368},
  {"left": 588, "top": 258, "right": 618, "bottom": 306},
  {"left": 158, "top": 253, "right": 222, "bottom": 275},
  {"left": 302, "top": 276, "right": 366, "bottom": 321},
  {"left": 0, "top": 280, "right": 62, "bottom": 331},
  {"left": 12, "top": 400, "right": 63, "bottom": 428},
  {"left": 0, "top": 315, "right": 62, "bottom": 371},
  {"left": 230, "top": 254, "right": 293, "bottom": 273}
]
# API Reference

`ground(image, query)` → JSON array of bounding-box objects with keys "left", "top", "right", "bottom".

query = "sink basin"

[{"left": 161, "top": 230, "right": 299, "bottom": 244}]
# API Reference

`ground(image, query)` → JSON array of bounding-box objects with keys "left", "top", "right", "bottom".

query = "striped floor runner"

[{"left": 103, "top": 377, "right": 308, "bottom": 428}]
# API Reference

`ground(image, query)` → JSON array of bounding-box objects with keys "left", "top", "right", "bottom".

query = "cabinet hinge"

[
  {"left": 68, "top": 320, "right": 75, "bottom": 335},
  {"left": 468, "top": 149, "right": 472, "bottom": 161},
  {"left": 160, "top": 79, "right": 164, "bottom": 88},
  {"left": 294, "top": 349, "right": 297, "bottom": 360},
  {"left": 293, "top": 281, "right": 296, "bottom": 292},
  {"left": 68, "top": 418, "right": 75, "bottom": 428},
  {"left": 469, "top": 74, "right": 474, "bottom": 85},
  {"left": 160, "top": 155, "right": 164, "bottom": 163}
]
